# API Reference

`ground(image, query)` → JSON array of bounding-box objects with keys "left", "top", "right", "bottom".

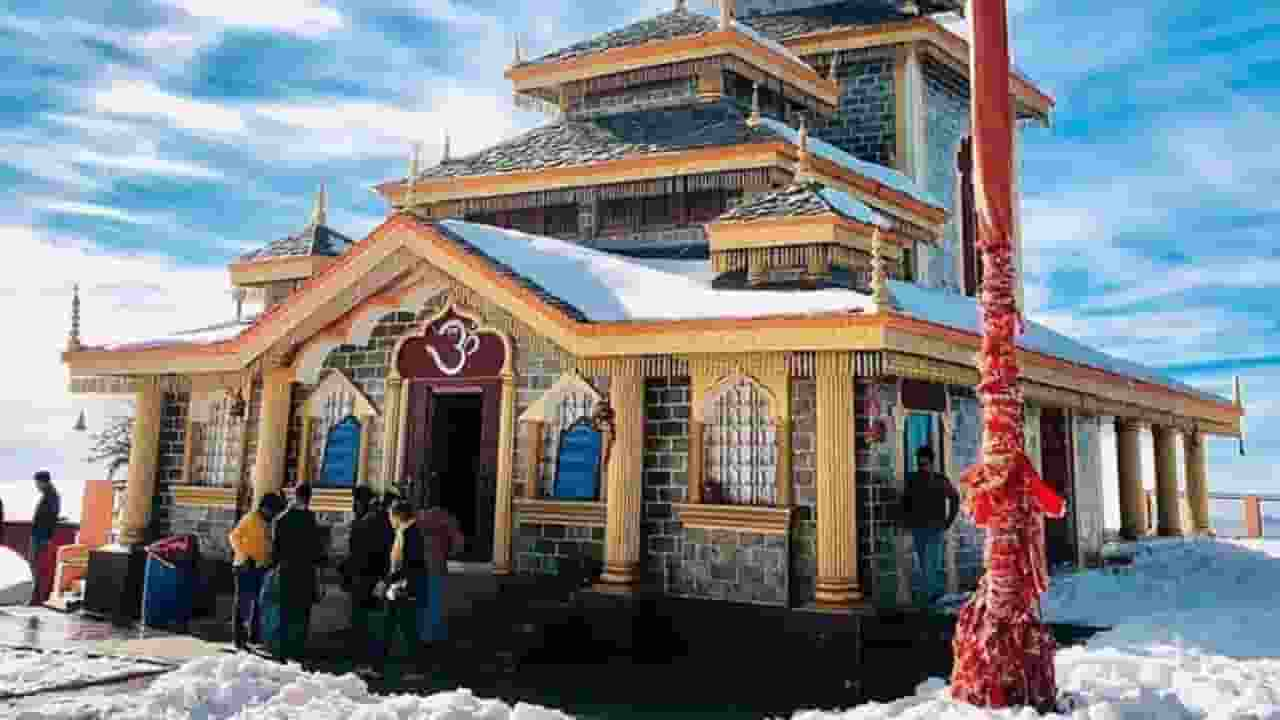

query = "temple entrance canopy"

[{"left": 396, "top": 301, "right": 513, "bottom": 566}]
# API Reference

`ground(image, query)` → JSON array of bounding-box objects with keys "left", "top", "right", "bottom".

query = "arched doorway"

[{"left": 395, "top": 301, "right": 512, "bottom": 564}]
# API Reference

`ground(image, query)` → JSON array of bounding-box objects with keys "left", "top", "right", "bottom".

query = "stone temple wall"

[
  {"left": 922, "top": 57, "right": 969, "bottom": 294},
  {"left": 813, "top": 48, "right": 899, "bottom": 169},
  {"left": 789, "top": 379, "right": 818, "bottom": 605}
]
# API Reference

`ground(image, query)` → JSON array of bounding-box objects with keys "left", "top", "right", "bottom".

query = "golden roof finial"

[
  {"left": 870, "top": 225, "right": 894, "bottom": 311},
  {"left": 748, "top": 82, "right": 760, "bottom": 125},
  {"left": 67, "top": 282, "right": 82, "bottom": 351},
  {"left": 311, "top": 183, "right": 327, "bottom": 226},
  {"left": 403, "top": 141, "right": 421, "bottom": 208},
  {"left": 441, "top": 129, "right": 451, "bottom": 162},
  {"left": 513, "top": 33, "right": 524, "bottom": 65},
  {"left": 720, "top": 0, "right": 735, "bottom": 30},
  {"left": 675, "top": 0, "right": 687, "bottom": 10},
  {"left": 829, "top": 50, "right": 841, "bottom": 81},
  {"left": 795, "top": 114, "right": 813, "bottom": 182}
]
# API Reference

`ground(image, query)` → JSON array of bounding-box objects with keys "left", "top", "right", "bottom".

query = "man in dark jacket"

[
  {"left": 30, "top": 471, "right": 61, "bottom": 563},
  {"left": 346, "top": 488, "right": 393, "bottom": 665},
  {"left": 380, "top": 499, "right": 428, "bottom": 675},
  {"left": 272, "top": 483, "right": 321, "bottom": 663},
  {"left": 899, "top": 447, "right": 960, "bottom": 604}
]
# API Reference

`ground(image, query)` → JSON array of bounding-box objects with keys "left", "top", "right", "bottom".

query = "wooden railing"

[{"left": 1207, "top": 492, "right": 1280, "bottom": 538}]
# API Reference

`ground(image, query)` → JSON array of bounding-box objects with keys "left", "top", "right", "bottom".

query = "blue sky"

[{"left": 1, "top": 0, "right": 1276, "bottom": 525}]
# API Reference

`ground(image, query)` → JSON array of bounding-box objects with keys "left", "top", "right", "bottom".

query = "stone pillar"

[
  {"left": 598, "top": 372, "right": 645, "bottom": 591},
  {"left": 117, "top": 379, "right": 164, "bottom": 547},
  {"left": 687, "top": 420, "right": 704, "bottom": 504},
  {"left": 1152, "top": 424, "right": 1182, "bottom": 537},
  {"left": 1245, "top": 496, "right": 1264, "bottom": 538},
  {"left": 814, "top": 353, "right": 859, "bottom": 608},
  {"left": 1115, "top": 418, "right": 1146, "bottom": 540},
  {"left": 251, "top": 367, "right": 294, "bottom": 505},
  {"left": 493, "top": 375, "right": 517, "bottom": 575},
  {"left": 1183, "top": 430, "right": 1210, "bottom": 534}
]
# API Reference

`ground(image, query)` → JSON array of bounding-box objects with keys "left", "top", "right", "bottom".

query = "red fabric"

[
  {"left": 146, "top": 535, "right": 196, "bottom": 567},
  {"left": 949, "top": 0, "right": 1065, "bottom": 711}
]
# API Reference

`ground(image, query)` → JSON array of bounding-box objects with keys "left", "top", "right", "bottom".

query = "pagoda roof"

[
  {"left": 718, "top": 180, "right": 880, "bottom": 224},
  {"left": 413, "top": 100, "right": 776, "bottom": 180},
  {"left": 238, "top": 222, "right": 355, "bottom": 263},
  {"left": 524, "top": 6, "right": 719, "bottom": 67},
  {"left": 738, "top": 2, "right": 917, "bottom": 41}
]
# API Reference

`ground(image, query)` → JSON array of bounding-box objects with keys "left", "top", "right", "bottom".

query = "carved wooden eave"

[
  {"left": 375, "top": 142, "right": 945, "bottom": 235},
  {"left": 229, "top": 255, "right": 337, "bottom": 287},
  {"left": 781, "top": 17, "right": 1052, "bottom": 124},
  {"left": 672, "top": 503, "right": 793, "bottom": 535},
  {"left": 505, "top": 29, "right": 840, "bottom": 112},
  {"left": 63, "top": 213, "right": 1242, "bottom": 436},
  {"left": 707, "top": 213, "right": 909, "bottom": 259},
  {"left": 514, "top": 498, "right": 607, "bottom": 527}
]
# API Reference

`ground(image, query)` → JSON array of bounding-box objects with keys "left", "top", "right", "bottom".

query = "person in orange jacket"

[{"left": 228, "top": 492, "right": 285, "bottom": 649}]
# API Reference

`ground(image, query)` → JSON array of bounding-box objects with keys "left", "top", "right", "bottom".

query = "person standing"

[
  {"left": 380, "top": 500, "right": 428, "bottom": 673},
  {"left": 899, "top": 446, "right": 960, "bottom": 605},
  {"left": 346, "top": 488, "right": 393, "bottom": 666},
  {"left": 228, "top": 492, "right": 284, "bottom": 650},
  {"left": 30, "top": 471, "right": 61, "bottom": 563},
  {"left": 272, "top": 483, "right": 321, "bottom": 664},
  {"left": 418, "top": 500, "right": 463, "bottom": 645}
]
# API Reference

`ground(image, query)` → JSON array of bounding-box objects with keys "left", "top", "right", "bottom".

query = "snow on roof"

[
  {"left": 887, "top": 281, "right": 1227, "bottom": 403},
  {"left": 731, "top": 19, "right": 814, "bottom": 71},
  {"left": 102, "top": 318, "right": 253, "bottom": 352},
  {"left": 439, "top": 219, "right": 874, "bottom": 322},
  {"left": 756, "top": 116, "right": 944, "bottom": 208}
]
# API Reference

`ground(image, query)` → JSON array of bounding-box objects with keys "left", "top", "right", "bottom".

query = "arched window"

[
  {"left": 704, "top": 376, "right": 777, "bottom": 506},
  {"left": 518, "top": 371, "right": 606, "bottom": 500},
  {"left": 187, "top": 391, "right": 244, "bottom": 487}
]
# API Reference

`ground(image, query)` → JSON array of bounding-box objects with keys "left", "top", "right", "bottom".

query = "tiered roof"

[
  {"left": 522, "top": 7, "right": 720, "bottom": 66},
  {"left": 237, "top": 223, "right": 354, "bottom": 263}
]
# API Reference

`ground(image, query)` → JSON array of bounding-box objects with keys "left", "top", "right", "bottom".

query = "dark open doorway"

[
  {"left": 1040, "top": 408, "right": 1078, "bottom": 569},
  {"left": 426, "top": 391, "right": 494, "bottom": 563}
]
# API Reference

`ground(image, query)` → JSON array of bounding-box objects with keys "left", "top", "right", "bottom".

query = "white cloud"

[
  {"left": 94, "top": 81, "right": 247, "bottom": 135},
  {"left": 159, "top": 0, "right": 345, "bottom": 37},
  {"left": 34, "top": 200, "right": 163, "bottom": 226},
  {"left": 0, "top": 225, "right": 233, "bottom": 519}
]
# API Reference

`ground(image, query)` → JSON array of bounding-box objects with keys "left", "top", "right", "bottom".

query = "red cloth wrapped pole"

[{"left": 949, "top": 0, "right": 1066, "bottom": 710}]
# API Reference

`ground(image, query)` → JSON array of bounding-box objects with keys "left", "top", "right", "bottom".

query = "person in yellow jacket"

[{"left": 228, "top": 492, "right": 285, "bottom": 649}]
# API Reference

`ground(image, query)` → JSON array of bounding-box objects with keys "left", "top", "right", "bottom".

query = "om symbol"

[{"left": 426, "top": 318, "right": 480, "bottom": 376}]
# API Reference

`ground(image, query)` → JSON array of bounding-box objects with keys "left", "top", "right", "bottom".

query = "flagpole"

[{"left": 949, "top": 0, "right": 1065, "bottom": 710}]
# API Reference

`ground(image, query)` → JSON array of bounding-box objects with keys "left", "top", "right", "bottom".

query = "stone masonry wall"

[
  {"left": 923, "top": 57, "right": 969, "bottom": 294},
  {"left": 856, "top": 380, "right": 900, "bottom": 607},
  {"left": 643, "top": 378, "right": 690, "bottom": 590},
  {"left": 679, "top": 528, "right": 789, "bottom": 605},
  {"left": 948, "top": 389, "right": 984, "bottom": 589},
  {"left": 514, "top": 523, "right": 605, "bottom": 575},
  {"left": 789, "top": 379, "right": 817, "bottom": 605},
  {"left": 812, "top": 49, "right": 898, "bottom": 168},
  {"left": 150, "top": 391, "right": 189, "bottom": 541}
]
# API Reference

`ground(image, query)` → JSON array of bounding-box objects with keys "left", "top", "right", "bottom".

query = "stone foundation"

[
  {"left": 515, "top": 523, "right": 605, "bottom": 575},
  {"left": 676, "top": 528, "right": 788, "bottom": 605}
]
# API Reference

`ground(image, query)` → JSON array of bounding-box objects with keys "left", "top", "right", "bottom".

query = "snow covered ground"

[
  {"left": 0, "top": 647, "right": 166, "bottom": 699},
  {"left": 13, "top": 539, "right": 1280, "bottom": 719}
]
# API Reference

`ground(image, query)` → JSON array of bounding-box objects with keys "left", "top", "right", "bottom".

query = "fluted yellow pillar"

[
  {"left": 251, "top": 367, "right": 294, "bottom": 505},
  {"left": 1184, "top": 430, "right": 1211, "bottom": 534},
  {"left": 118, "top": 379, "right": 164, "bottom": 546},
  {"left": 493, "top": 375, "right": 517, "bottom": 575},
  {"left": 814, "top": 353, "right": 859, "bottom": 608},
  {"left": 598, "top": 371, "right": 645, "bottom": 591},
  {"left": 1153, "top": 424, "right": 1182, "bottom": 537},
  {"left": 1116, "top": 418, "right": 1147, "bottom": 540}
]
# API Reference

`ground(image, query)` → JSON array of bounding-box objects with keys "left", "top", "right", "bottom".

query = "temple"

[{"left": 63, "top": 0, "right": 1242, "bottom": 613}]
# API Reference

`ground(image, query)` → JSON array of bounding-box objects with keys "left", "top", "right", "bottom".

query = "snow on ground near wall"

[
  {"left": 16, "top": 653, "right": 573, "bottom": 720},
  {"left": 0, "top": 648, "right": 164, "bottom": 699},
  {"left": 0, "top": 547, "right": 34, "bottom": 606}
]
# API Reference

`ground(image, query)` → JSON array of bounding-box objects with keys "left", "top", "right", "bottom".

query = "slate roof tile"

[
  {"left": 239, "top": 224, "right": 355, "bottom": 263},
  {"left": 522, "top": 7, "right": 718, "bottom": 66},
  {"left": 717, "top": 182, "right": 836, "bottom": 221},
  {"left": 414, "top": 100, "right": 775, "bottom": 180}
]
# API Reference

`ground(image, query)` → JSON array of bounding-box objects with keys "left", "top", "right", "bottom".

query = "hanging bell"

[
  {"left": 72, "top": 409, "right": 87, "bottom": 432},
  {"left": 229, "top": 389, "right": 247, "bottom": 420}
]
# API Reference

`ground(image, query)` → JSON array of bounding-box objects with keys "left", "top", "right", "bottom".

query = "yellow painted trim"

[
  {"left": 172, "top": 486, "right": 238, "bottom": 510},
  {"left": 229, "top": 256, "right": 336, "bottom": 286},
  {"left": 302, "top": 368, "right": 380, "bottom": 419},
  {"left": 311, "top": 488, "right": 353, "bottom": 514},
  {"left": 707, "top": 214, "right": 907, "bottom": 259},
  {"left": 514, "top": 499, "right": 607, "bottom": 528},
  {"left": 671, "top": 503, "right": 792, "bottom": 535},
  {"left": 518, "top": 370, "right": 602, "bottom": 423}
]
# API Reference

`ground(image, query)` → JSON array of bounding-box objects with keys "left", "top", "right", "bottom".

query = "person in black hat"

[{"left": 272, "top": 483, "right": 321, "bottom": 663}]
